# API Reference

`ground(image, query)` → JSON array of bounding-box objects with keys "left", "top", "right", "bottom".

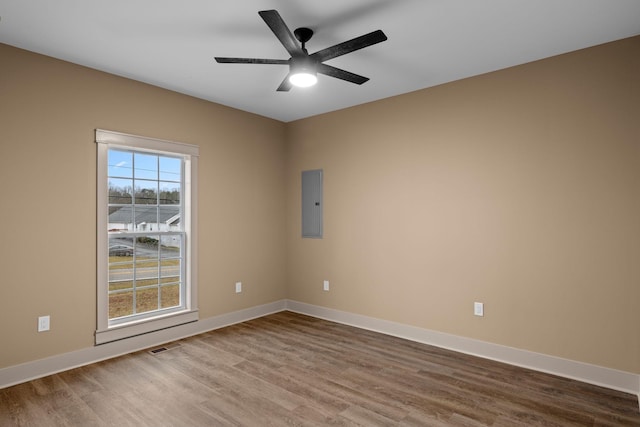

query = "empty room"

[{"left": 1, "top": 1, "right": 639, "bottom": 425}]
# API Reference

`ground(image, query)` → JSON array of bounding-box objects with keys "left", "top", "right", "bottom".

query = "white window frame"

[{"left": 95, "top": 129, "right": 198, "bottom": 345}]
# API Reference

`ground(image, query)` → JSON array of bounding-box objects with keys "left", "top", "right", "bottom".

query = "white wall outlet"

[
  {"left": 235, "top": 282, "right": 242, "bottom": 293},
  {"left": 38, "top": 315, "right": 50, "bottom": 332},
  {"left": 323, "top": 280, "right": 330, "bottom": 291},
  {"left": 474, "top": 302, "right": 484, "bottom": 317}
]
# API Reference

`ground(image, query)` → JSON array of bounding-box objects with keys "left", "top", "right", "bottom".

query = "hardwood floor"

[{"left": 1, "top": 311, "right": 639, "bottom": 426}]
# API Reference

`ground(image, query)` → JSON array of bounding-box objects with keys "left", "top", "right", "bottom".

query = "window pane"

[
  {"left": 159, "top": 181, "right": 180, "bottom": 205},
  {"left": 132, "top": 206, "right": 158, "bottom": 231},
  {"left": 134, "top": 153, "right": 158, "bottom": 180},
  {"left": 134, "top": 180, "right": 158, "bottom": 205},
  {"left": 108, "top": 178, "right": 133, "bottom": 204},
  {"left": 161, "top": 284, "right": 180, "bottom": 309},
  {"left": 159, "top": 206, "right": 180, "bottom": 231},
  {"left": 159, "top": 156, "right": 181, "bottom": 182},
  {"left": 108, "top": 206, "right": 133, "bottom": 232},
  {"left": 108, "top": 237, "right": 134, "bottom": 258},
  {"left": 136, "top": 235, "right": 160, "bottom": 257},
  {"left": 161, "top": 234, "right": 181, "bottom": 258},
  {"left": 109, "top": 291, "right": 134, "bottom": 319},
  {"left": 136, "top": 287, "right": 159, "bottom": 314},
  {"left": 108, "top": 150, "right": 133, "bottom": 178}
]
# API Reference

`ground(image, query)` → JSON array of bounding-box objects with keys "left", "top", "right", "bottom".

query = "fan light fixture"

[
  {"left": 289, "top": 57, "right": 317, "bottom": 88},
  {"left": 289, "top": 70, "right": 317, "bottom": 87}
]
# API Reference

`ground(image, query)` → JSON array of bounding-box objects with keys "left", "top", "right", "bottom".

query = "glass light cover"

[{"left": 289, "top": 72, "right": 318, "bottom": 87}]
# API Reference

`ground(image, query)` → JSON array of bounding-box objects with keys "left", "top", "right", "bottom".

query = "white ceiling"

[{"left": 1, "top": 1, "right": 639, "bottom": 122}]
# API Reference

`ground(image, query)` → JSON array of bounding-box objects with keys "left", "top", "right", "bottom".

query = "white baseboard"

[
  {"left": 286, "top": 300, "right": 640, "bottom": 400},
  {"left": 0, "top": 300, "right": 287, "bottom": 389},
  {"left": 2, "top": 298, "right": 638, "bottom": 409}
]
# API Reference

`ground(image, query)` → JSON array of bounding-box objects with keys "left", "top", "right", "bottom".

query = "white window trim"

[{"left": 95, "top": 129, "right": 199, "bottom": 345}]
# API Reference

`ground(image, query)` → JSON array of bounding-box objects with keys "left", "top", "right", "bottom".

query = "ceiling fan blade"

[
  {"left": 310, "top": 30, "right": 387, "bottom": 63},
  {"left": 215, "top": 57, "right": 289, "bottom": 65},
  {"left": 276, "top": 74, "right": 293, "bottom": 92},
  {"left": 317, "top": 63, "right": 369, "bottom": 85},
  {"left": 258, "top": 10, "right": 303, "bottom": 57}
]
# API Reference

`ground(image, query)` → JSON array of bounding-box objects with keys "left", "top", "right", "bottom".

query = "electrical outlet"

[
  {"left": 38, "top": 315, "right": 50, "bottom": 332},
  {"left": 235, "top": 282, "right": 242, "bottom": 293},
  {"left": 474, "top": 302, "right": 484, "bottom": 317},
  {"left": 323, "top": 280, "right": 330, "bottom": 291}
]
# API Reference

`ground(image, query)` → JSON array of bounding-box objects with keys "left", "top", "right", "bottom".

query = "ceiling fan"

[{"left": 214, "top": 9, "right": 388, "bottom": 91}]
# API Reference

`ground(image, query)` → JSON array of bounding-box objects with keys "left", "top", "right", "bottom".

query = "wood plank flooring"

[{"left": 1, "top": 311, "right": 639, "bottom": 426}]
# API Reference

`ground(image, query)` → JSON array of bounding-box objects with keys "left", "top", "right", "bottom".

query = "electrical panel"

[{"left": 302, "top": 169, "right": 323, "bottom": 238}]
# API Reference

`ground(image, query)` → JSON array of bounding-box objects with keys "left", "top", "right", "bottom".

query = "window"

[{"left": 96, "top": 129, "right": 198, "bottom": 344}]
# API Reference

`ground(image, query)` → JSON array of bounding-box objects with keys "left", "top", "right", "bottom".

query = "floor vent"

[{"left": 148, "top": 343, "right": 180, "bottom": 355}]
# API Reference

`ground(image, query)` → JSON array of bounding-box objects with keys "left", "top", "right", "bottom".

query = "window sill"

[{"left": 95, "top": 309, "right": 199, "bottom": 345}]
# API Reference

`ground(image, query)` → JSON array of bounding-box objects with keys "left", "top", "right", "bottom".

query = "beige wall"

[
  {"left": 1, "top": 36, "right": 638, "bottom": 375},
  {"left": 0, "top": 44, "right": 287, "bottom": 368},
  {"left": 285, "top": 36, "right": 640, "bottom": 374}
]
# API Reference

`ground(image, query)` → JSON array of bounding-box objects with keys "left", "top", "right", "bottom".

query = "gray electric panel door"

[{"left": 302, "top": 169, "right": 323, "bottom": 238}]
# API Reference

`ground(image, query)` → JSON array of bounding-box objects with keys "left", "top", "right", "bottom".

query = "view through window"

[{"left": 107, "top": 150, "right": 184, "bottom": 321}]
